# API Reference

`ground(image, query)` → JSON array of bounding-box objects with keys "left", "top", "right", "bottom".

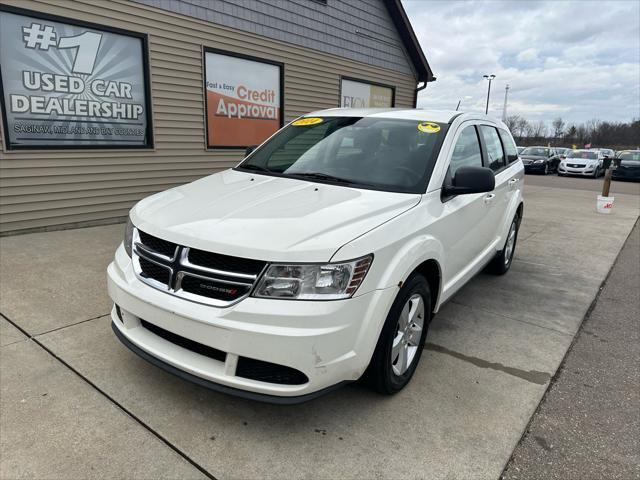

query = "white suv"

[{"left": 107, "top": 109, "right": 524, "bottom": 403}]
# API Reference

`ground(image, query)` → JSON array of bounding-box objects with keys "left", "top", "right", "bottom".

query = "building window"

[
  {"left": 340, "top": 77, "right": 395, "bottom": 108},
  {"left": 0, "top": 4, "right": 153, "bottom": 150}
]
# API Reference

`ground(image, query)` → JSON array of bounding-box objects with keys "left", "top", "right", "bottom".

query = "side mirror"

[
  {"left": 245, "top": 145, "right": 258, "bottom": 157},
  {"left": 443, "top": 166, "right": 495, "bottom": 196}
]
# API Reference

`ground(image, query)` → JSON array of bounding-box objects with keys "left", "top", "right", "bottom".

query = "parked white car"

[
  {"left": 107, "top": 109, "right": 524, "bottom": 403},
  {"left": 558, "top": 149, "right": 603, "bottom": 177},
  {"left": 598, "top": 148, "right": 615, "bottom": 160}
]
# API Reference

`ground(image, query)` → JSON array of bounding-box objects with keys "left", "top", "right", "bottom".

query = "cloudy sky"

[{"left": 403, "top": 0, "right": 640, "bottom": 126}]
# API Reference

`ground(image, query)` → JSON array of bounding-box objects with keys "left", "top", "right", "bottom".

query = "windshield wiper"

[
  {"left": 238, "top": 164, "right": 271, "bottom": 173},
  {"left": 289, "top": 172, "right": 357, "bottom": 185}
]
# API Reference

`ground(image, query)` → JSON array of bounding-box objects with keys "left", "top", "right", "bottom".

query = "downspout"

[{"left": 413, "top": 80, "right": 429, "bottom": 108}]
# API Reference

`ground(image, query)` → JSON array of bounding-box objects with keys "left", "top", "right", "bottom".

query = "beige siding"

[{"left": 0, "top": 0, "right": 418, "bottom": 234}]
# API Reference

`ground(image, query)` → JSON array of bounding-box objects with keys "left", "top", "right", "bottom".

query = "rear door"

[
  {"left": 498, "top": 127, "right": 524, "bottom": 224},
  {"left": 478, "top": 125, "right": 510, "bottom": 249}
]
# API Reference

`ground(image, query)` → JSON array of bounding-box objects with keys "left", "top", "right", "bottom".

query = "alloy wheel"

[{"left": 391, "top": 294, "right": 425, "bottom": 376}]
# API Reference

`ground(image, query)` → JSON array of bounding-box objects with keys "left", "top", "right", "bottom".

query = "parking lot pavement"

[
  {"left": 1, "top": 180, "right": 638, "bottom": 479},
  {"left": 0, "top": 225, "right": 122, "bottom": 334},
  {"left": 502, "top": 222, "right": 639, "bottom": 480},
  {"left": 524, "top": 173, "right": 640, "bottom": 195},
  {"left": 0, "top": 318, "right": 207, "bottom": 479}
]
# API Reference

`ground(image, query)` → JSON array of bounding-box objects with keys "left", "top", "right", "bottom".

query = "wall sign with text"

[
  {"left": 0, "top": 6, "right": 152, "bottom": 150},
  {"left": 340, "top": 78, "right": 395, "bottom": 108},
  {"left": 204, "top": 49, "right": 283, "bottom": 148}
]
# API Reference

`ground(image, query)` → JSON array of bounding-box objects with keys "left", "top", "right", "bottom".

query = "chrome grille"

[{"left": 132, "top": 228, "right": 267, "bottom": 307}]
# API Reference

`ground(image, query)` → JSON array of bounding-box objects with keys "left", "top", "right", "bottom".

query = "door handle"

[
  {"left": 484, "top": 193, "right": 496, "bottom": 205},
  {"left": 508, "top": 178, "right": 518, "bottom": 190}
]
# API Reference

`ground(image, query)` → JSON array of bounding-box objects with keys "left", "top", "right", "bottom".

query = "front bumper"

[
  {"left": 612, "top": 167, "right": 640, "bottom": 181},
  {"left": 107, "top": 245, "right": 396, "bottom": 402},
  {"left": 523, "top": 163, "right": 547, "bottom": 173},
  {"left": 557, "top": 164, "right": 598, "bottom": 176}
]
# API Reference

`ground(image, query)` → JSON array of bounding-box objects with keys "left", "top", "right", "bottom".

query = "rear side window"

[
  {"left": 449, "top": 126, "right": 483, "bottom": 177},
  {"left": 479, "top": 126, "right": 506, "bottom": 172},
  {"left": 498, "top": 129, "right": 519, "bottom": 164}
]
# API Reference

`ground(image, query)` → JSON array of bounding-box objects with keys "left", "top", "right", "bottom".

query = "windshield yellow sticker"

[
  {"left": 418, "top": 122, "right": 440, "bottom": 133},
  {"left": 292, "top": 117, "right": 323, "bottom": 126}
]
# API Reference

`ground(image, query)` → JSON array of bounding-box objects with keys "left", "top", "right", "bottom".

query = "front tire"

[
  {"left": 486, "top": 213, "right": 519, "bottom": 275},
  {"left": 365, "top": 273, "right": 431, "bottom": 394}
]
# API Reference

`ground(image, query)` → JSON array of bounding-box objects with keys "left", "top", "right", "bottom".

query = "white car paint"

[
  {"left": 107, "top": 109, "right": 524, "bottom": 401},
  {"left": 559, "top": 149, "right": 602, "bottom": 177}
]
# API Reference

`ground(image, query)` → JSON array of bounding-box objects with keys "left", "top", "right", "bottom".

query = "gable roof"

[{"left": 382, "top": 0, "right": 435, "bottom": 83}]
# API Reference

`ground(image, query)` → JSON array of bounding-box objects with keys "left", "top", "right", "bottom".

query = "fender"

[
  {"left": 498, "top": 177, "right": 525, "bottom": 243},
  {"left": 331, "top": 205, "right": 445, "bottom": 310}
]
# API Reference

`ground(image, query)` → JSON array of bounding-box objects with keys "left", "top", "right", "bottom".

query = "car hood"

[
  {"left": 131, "top": 169, "right": 421, "bottom": 262},
  {"left": 565, "top": 158, "right": 597, "bottom": 163},
  {"left": 520, "top": 155, "right": 547, "bottom": 161}
]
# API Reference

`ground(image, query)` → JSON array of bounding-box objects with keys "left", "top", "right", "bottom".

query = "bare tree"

[
  {"left": 531, "top": 120, "right": 547, "bottom": 139},
  {"left": 516, "top": 117, "right": 529, "bottom": 139},
  {"left": 509, "top": 117, "right": 638, "bottom": 148},
  {"left": 504, "top": 115, "right": 520, "bottom": 133},
  {"left": 552, "top": 117, "right": 565, "bottom": 138}
]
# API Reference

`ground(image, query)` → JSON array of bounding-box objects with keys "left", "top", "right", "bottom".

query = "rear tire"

[
  {"left": 365, "top": 273, "right": 431, "bottom": 394},
  {"left": 486, "top": 213, "right": 519, "bottom": 275}
]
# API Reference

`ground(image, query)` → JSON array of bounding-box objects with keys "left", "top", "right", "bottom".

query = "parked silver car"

[{"left": 558, "top": 150, "right": 602, "bottom": 178}]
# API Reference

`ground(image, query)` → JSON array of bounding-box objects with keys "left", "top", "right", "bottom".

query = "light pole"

[
  {"left": 502, "top": 84, "right": 510, "bottom": 122},
  {"left": 483, "top": 74, "right": 495, "bottom": 114}
]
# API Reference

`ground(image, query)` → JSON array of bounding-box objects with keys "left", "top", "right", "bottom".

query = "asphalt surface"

[
  {"left": 524, "top": 172, "right": 640, "bottom": 195},
  {"left": 502, "top": 221, "right": 640, "bottom": 480}
]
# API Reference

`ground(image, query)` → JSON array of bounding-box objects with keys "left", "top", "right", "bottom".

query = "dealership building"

[{"left": 0, "top": 0, "right": 433, "bottom": 234}]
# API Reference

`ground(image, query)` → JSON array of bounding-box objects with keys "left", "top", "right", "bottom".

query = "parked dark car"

[
  {"left": 612, "top": 150, "right": 640, "bottom": 181},
  {"left": 520, "top": 146, "right": 561, "bottom": 174},
  {"left": 555, "top": 147, "right": 570, "bottom": 159}
]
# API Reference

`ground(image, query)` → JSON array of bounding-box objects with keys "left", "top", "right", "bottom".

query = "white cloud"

[
  {"left": 516, "top": 48, "right": 539, "bottom": 63},
  {"left": 403, "top": 0, "right": 640, "bottom": 124}
]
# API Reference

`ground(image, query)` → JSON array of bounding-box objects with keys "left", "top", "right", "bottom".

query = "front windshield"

[
  {"left": 618, "top": 151, "right": 640, "bottom": 161},
  {"left": 522, "top": 147, "right": 549, "bottom": 156},
  {"left": 567, "top": 150, "right": 597, "bottom": 159},
  {"left": 235, "top": 117, "right": 448, "bottom": 193}
]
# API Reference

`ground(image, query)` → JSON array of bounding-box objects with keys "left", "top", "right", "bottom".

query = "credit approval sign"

[
  {"left": 204, "top": 49, "right": 283, "bottom": 148},
  {"left": 0, "top": 5, "right": 152, "bottom": 149}
]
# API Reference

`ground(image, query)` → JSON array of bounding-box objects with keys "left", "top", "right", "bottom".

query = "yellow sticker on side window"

[
  {"left": 292, "top": 117, "right": 324, "bottom": 126},
  {"left": 417, "top": 121, "right": 440, "bottom": 133}
]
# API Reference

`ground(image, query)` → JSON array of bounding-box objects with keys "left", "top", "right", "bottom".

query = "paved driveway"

[{"left": 1, "top": 181, "right": 638, "bottom": 479}]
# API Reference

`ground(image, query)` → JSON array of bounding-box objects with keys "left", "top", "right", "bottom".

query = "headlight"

[
  {"left": 124, "top": 216, "right": 134, "bottom": 257},
  {"left": 533, "top": 159, "right": 545, "bottom": 164},
  {"left": 254, "top": 255, "right": 373, "bottom": 300}
]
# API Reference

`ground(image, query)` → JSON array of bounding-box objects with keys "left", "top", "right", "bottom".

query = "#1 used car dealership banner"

[
  {"left": 204, "top": 50, "right": 282, "bottom": 148},
  {"left": 341, "top": 78, "right": 394, "bottom": 108},
  {"left": 0, "top": 6, "right": 151, "bottom": 149}
]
